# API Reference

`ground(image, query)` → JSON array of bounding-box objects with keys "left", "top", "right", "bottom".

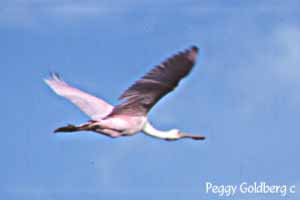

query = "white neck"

[{"left": 142, "top": 121, "right": 179, "bottom": 139}]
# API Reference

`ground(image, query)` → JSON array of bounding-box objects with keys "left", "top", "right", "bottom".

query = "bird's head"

[{"left": 168, "top": 129, "right": 205, "bottom": 141}]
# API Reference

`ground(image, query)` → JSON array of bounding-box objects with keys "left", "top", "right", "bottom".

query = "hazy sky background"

[{"left": 1, "top": 0, "right": 299, "bottom": 199}]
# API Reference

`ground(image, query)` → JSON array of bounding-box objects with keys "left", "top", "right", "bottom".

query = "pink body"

[{"left": 95, "top": 115, "right": 147, "bottom": 135}]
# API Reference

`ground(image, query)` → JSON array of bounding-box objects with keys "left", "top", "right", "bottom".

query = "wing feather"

[
  {"left": 44, "top": 74, "right": 113, "bottom": 120},
  {"left": 110, "top": 46, "right": 198, "bottom": 116}
]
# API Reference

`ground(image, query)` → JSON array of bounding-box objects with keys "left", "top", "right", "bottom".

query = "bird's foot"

[{"left": 54, "top": 124, "right": 78, "bottom": 133}]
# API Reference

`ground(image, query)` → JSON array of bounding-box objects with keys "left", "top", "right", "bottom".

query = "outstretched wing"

[
  {"left": 44, "top": 73, "right": 113, "bottom": 120},
  {"left": 109, "top": 46, "right": 198, "bottom": 117}
]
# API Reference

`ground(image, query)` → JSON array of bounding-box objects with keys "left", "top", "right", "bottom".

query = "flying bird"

[{"left": 45, "top": 46, "right": 205, "bottom": 141}]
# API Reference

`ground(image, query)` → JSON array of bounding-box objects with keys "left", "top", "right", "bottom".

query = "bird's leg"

[
  {"left": 54, "top": 122, "right": 94, "bottom": 133},
  {"left": 54, "top": 121, "right": 123, "bottom": 138},
  {"left": 54, "top": 124, "right": 78, "bottom": 133}
]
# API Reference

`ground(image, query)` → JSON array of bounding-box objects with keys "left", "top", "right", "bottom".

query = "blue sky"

[{"left": 1, "top": 0, "right": 300, "bottom": 199}]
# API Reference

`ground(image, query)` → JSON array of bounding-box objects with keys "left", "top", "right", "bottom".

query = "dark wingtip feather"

[
  {"left": 47, "top": 72, "right": 61, "bottom": 79},
  {"left": 54, "top": 72, "right": 61, "bottom": 79},
  {"left": 190, "top": 45, "right": 198, "bottom": 53},
  {"left": 186, "top": 46, "right": 199, "bottom": 62}
]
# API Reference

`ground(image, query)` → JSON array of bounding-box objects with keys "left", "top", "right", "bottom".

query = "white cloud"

[
  {"left": 49, "top": 3, "right": 110, "bottom": 18},
  {"left": 273, "top": 27, "right": 300, "bottom": 83},
  {"left": 0, "top": 0, "right": 135, "bottom": 27},
  {"left": 222, "top": 25, "right": 300, "bottom": 112}
]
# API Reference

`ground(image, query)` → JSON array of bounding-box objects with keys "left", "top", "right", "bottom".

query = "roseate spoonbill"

[{"left": 45, "top": 46, "right": 205, "bottom": 141}]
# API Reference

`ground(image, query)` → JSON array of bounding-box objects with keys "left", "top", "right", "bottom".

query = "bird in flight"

[{"left": 45, "top": 46, "right": 205, "bottom": 141}]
